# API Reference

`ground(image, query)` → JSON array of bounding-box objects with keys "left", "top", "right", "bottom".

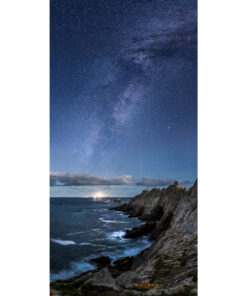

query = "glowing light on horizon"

[{"left": 93, "top": 191, "right": 105, "bottom": 199}]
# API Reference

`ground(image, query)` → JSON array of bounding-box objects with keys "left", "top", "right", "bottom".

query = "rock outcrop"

[
  {"left": 85, "top": 267, "right": 122, "bottom": 291},
  {"left": 113, "top": 198, "right": 122, "bottom": 203},
  {"left": 51, "top": 180, "right": 197, "bottom": 296},
  {"left": 89, "top": 256, "right": 112, "bottom": 269},
  {"left": 123, "top": 222, "right": 156, "bottom": 238}
]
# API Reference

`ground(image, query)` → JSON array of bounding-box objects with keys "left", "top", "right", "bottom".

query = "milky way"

[{"left": 50, "top": 0, "right": 197, "bottom": 196}]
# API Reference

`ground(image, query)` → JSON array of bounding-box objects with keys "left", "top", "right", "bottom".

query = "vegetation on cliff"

[{"left": 51, "top": 181, "right": 197, "bottom": 296}]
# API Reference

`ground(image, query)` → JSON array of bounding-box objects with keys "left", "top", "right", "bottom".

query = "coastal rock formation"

[
  {"left": 113, "top": 198, "right": 122, "bottom": 203},
  {"left": 123, "top": 222, "right": 156, "bottom": 238},
  {"left": 85, "top": 267, "right": 122, "bottom": 291},
  {"left": 89, "top": 256, "right": 112, "bottom": 269},
  {"left": 112, "top": 256, "right": 134, "bottom": 273},
  {"left": 51, "top": 180, "right": 197, "bottom": 296}
]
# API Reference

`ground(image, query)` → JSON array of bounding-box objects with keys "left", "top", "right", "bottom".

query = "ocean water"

[{"left": 50, "top": 198, "right": 151, "bottom": 282}]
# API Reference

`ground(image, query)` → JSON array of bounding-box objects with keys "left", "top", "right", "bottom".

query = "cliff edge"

[{"left": 51, "top": 181, "right": 197, "bottom": 296}]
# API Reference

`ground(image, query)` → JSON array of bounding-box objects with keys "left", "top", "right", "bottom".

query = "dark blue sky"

[{"left": 50, "top": 0, "right": 197, "bottom": 196}]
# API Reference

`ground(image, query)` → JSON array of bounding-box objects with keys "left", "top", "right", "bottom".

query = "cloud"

[
  {"left": 180, "top": 179, "right": 193, "bottom": 186},
  {"left": 50, "top": 172, "right": 192, "bottom": 187},
  {"left": 136, "top": 177, "right": 176, "bottom": 187},
  {"left": 136, "top": 177, "right": 193, "bottom": 187},
  {"left": 50, "top": 172, "right": 136, "bottom": 186}
]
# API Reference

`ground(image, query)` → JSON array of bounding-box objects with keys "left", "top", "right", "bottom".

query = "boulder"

[
  {"left": 89, "top": 256, "right": 111, "bottom": 269},
  {"left": 116, "top": 271, "right": 138, "bottom": 289},
  {"left": 85, "top": 267, "right": 122, "bottom": 291},
  {"left": 113, "top": 198, "right": 122, "bottom": 203}
]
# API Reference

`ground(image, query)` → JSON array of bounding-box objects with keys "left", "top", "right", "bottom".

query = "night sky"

[{"left": 50, "top": 0, "right": 197, "bottom": 197}]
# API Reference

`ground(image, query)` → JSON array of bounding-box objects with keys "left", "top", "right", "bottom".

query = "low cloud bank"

[
  {"left": 50, "top": 172, "right": 135, "bottom": 186},
  {"left": 136, "top": 177, "right": 176, "bottom": 186},
  {"left": 50, "top": 172, "right": 192, "bottom": 187}
]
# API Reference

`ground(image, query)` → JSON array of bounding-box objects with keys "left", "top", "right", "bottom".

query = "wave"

[
  {"left": 107, "top": 230, "right": 126, "bottom": 241},
  {"left": 99, "top": 218, "right": 127, "bottom": 224},
  {"left": 51, "top": 238, "right": 107, "bottom": 248},
  {"left": 51, "top": 239, "right": 76, "bottom": 246}
]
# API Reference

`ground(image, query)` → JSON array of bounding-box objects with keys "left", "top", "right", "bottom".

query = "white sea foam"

[
  {"left": 107, "top": 230, "right": 126, "bottom": 241},
  {"left": 99, "top": 218, "right": 127, "bottom": 223},
  {"left": 51, "top": 239, "right": 106, "bottom": 247},
  {"left": 51, "top": 239, "right": 76, "bottom": 246}
]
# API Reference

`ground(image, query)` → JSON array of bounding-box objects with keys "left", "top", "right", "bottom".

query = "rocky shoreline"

[{"left": 51, "top": 181, "right": 197, "bottom": 296}]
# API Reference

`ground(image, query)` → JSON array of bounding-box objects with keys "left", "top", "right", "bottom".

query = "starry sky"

[{"left": 50, "top": 0, "right": 197, "bottom": 197}]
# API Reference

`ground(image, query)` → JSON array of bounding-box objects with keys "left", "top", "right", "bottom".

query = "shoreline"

[
  {"left": 51, "top": 181, "right": 197, "bottom": 295},
  {"left": 50, "top": 203, "right": 151, "bottom": 283}
]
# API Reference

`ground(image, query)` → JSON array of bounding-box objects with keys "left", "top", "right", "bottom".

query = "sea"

[{"left": 50, "top": 197, "right": 151, "bottom": 282}]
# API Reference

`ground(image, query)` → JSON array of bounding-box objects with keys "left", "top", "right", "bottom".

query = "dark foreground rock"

[
  {"left": 113, "top": 256, "right": 134, "bottom": 272},
  {"left": 51, "top": 180, "right": 197, "bottom": 296},
  {"left": 89, "top": 256, "right": 112, "bottom": 269},
  {"left": 123, "top": 222, "right": 156, "bottom": 239}
]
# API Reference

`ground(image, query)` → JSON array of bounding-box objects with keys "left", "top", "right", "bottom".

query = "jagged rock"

[
  {"left": 145, "top": 205, "right": 164, "bottom": 222},
  {"left": 85, "top": 267, "right": 122, "bottom": 291},
  {"left": 149, "top": 211, "right": 173, "bottom": 240},
  {"left": 51, "top": 180, "right": 197, "bottom": 296},
  {"left": 116, "top": 271, "right": 138, "bottom": 289},
  {"left": 113, "top": 198, "right": 122, "bottom": 203},
  {"left": 113, "top": 256, "right": 134, "bottom": 272},
  {"left": 110, "top": 203, "right": 129, "bottom": 212},
  {"left": 117, "top": 180, "right": 198, "bottom": 287},
  {"left": 123, "top": 222, "right": 156, "bottom": 238},
  {"left": 89, "top": 256, "right": 111, "bottom": 269}
]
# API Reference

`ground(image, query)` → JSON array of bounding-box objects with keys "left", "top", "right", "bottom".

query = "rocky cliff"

[{"left": 51, "top": 181, "right": 197, "bottom": 296}]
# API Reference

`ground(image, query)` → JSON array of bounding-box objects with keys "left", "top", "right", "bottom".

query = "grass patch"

[
  {"left": 52, "top": 280, "right": 121, "bottom": 296},
  {"left": 51, "top": 277, "right": 88, "bottom": 296},
  {"left": 151, "top": 255, "right": 171, "bottom": 281}
]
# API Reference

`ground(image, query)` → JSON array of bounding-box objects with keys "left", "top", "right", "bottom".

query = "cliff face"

[
  {"left": 51, "top": 181, "right": 197, "bottom": 296},
  {"left": 113, "top": 181, "right": 197, "bottom": 285},
  {"left": 130, "top": 181, "right": 197, "bottom": 288}
]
